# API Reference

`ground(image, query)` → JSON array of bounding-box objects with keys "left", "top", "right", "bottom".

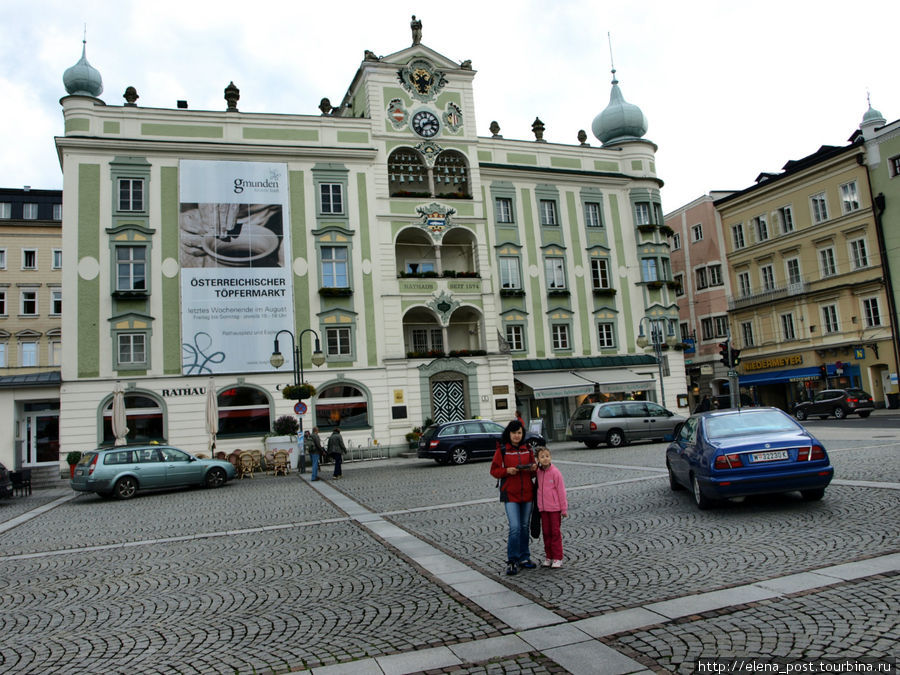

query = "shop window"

[
  {"left": 102, "top": 393, "right": 165, "bottom": 445},
  {"left": 217, "top": 386, "right": 271, "bottom": 437},
  {"left": 315, "top": 383, "right": 369, "bottom": 430}
]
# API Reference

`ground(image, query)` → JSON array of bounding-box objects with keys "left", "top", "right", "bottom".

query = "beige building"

[{"left": 715, "top": 143, "right": 895, "bottom": 410}]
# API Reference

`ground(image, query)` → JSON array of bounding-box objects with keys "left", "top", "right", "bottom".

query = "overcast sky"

[{"left": 2, "top": 0, "right": 898, "bottom": 210}]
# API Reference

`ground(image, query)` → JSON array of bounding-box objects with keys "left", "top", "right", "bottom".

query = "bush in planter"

[
  {"left": 272, "top": 415, "right": 300, "bottom": 436},
  {"left": 66, "top": 451, "right": 83, "bottom": 466},
  {"left": 282, "top": 383, "right": 317, "bottom": 400}
]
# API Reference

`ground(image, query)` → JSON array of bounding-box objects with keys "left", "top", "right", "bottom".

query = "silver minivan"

[{"left": 566, "top": 401, "right": 685, "bottom": 448}]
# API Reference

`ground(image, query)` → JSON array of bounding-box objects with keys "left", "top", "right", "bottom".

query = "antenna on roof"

[{"left": 607, "top": 32, "right": 617, "bottom": 84}]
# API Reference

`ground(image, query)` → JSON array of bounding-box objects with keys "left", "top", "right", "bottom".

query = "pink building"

[{"left": 665, "top": 193, "right": 734, "bottom": 409}]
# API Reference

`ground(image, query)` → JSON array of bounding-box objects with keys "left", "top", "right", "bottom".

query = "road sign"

[
  {"left": 294, "top": 401, "right": 307, "bottom": 415},
  {"left": 727, "top": 370, "right": 738, "bottom": 377}
]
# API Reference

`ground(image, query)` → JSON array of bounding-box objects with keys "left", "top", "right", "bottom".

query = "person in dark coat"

[
  {"left": 694, "top": 395, "right": 711, "bottom": 414},
  {"left": 327, "top": 427, "right": 346, "bottom": 479}
]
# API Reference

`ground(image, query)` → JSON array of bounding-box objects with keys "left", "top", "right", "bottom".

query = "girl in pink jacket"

[{"left": 536, "top": 447, "right": 568, "bottom": 568}]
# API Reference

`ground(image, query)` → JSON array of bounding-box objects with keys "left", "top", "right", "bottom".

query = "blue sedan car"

[{"left": 666, "top": 407, "right": 834, "bottom": 509}]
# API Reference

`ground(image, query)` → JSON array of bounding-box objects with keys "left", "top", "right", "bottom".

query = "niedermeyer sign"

[{"left": 179, "top": 160, "right": 294, "bottom": 375}]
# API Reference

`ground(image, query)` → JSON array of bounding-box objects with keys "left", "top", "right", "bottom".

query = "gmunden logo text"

[{"left": 233, "top": 178, "right": 279, "bottom": 194}]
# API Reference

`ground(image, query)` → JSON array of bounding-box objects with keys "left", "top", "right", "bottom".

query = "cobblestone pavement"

[{"left": 0, "top": 432, "right": 897, "bottom": 674}]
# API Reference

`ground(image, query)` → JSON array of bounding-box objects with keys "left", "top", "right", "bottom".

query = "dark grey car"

[
  {"left": 793, "top": 388, "right": 875, "bottom": 420},
  {"left": 566, "top": 401, "right": 685, "bottom": 448}
]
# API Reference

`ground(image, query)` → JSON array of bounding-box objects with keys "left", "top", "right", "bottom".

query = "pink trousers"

[{"left": 541, "top": 511, "right": 563, "bottom": 560}]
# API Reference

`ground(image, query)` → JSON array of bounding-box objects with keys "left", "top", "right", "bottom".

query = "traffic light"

[
  {"left": 730, "top": 348, "right": 741, "bottom": 367},
  {"left": 819, "top": 365, "right": 827, "bottom": 379},
  {"left": 718, "top": 342, "right": 730, "bottom": 367}
]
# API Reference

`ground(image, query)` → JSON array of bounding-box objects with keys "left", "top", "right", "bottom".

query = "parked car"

[
  {"left": 793, "top": 388, "right": 875, "bottom": 420},
  {"left": 666, "top": 407, "right": 834, "bottom": 510},
  {"left": 70, "top": 445, "right": 237, "bottom": 499},
  {"left": 417, "top": 419, "right": 546, "bottom": 465},
  {"left": 566, "top": 400, "right": 685, "bottom": 448},
  {"left": 0, "top": 462, "right": 12, "bottom": 499}
]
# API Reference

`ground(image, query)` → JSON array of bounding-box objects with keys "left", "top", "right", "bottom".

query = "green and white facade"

[{"left": 54, "top": 29, "right": 686, "bottom": 462}]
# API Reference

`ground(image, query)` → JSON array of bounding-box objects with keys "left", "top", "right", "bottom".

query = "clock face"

[{"left": 411, "top": 110, "right": 440, "bottom": 138}]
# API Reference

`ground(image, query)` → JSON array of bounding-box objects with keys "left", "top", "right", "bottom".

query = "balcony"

[{"left": 728, "top": 281, "right": 809, "bottom": 310}]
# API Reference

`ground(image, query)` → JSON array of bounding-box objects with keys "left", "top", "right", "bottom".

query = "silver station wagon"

[
  {"left": 70, "top": 445, "right": 236, "bottom": 499},
  {"left": 567, "top": 401, "right": 685, "bottom": 448}
]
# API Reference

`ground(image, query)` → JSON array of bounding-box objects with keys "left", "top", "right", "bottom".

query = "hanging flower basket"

[{"left": 282, "top": 383, "right": 317, "bottom": 400}]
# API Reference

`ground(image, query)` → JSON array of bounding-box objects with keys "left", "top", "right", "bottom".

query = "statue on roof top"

[{"left": 410, "top": 15, "right": 422, "bottom": 45}]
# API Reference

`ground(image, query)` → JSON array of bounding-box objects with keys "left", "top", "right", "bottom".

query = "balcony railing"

[{"left": 728, "top": 281, "right": 809, "bottom": 310}]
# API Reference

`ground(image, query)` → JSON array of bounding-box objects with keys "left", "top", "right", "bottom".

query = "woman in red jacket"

[{"left": 490, "top": 419, "right": 537, "bottom": 576}]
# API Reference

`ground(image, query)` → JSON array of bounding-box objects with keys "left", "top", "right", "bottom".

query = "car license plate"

[
  {"left": 573, "top": 424, "right": 583, "bottom": 432},
  {"left": 751, "top": 450, "right": 788, "bottom": 463}
]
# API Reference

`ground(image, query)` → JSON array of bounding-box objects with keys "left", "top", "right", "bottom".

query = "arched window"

[
  {"left": 217, "top": 386, "right": 271, "bottom": 437},
  {"left": 433, "top": 150, "right": 470, "bottom": 198},
  {"left": 102, "top": 393, "right": 164, "bottom": 445},
  {"left": 315, "top": 383, "right": 369, "bottom": 430},
  {"left": 388, "top": 148, "right": 429, "bottom": 197}
]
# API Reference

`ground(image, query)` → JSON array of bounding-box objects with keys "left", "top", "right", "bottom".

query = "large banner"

[{"left": 179, "top": 160, "right": 294, "bottom": 375}]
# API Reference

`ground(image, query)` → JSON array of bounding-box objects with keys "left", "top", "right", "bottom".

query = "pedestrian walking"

[
  {"left": 328, "top": 427, "right": 346, "bottom": 479},
  {"left": 308, "top": 428, "right": 324, "bottom": 481},
  {"left": 535, "top": 446, "right": 568, "bottom": 568},
  {"left": 489, "top": 419, "right": 537, "bottom": 576}
]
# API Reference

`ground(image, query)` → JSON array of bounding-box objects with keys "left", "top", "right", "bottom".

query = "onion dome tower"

[
  {"left": 63, "top": 39, "right": 103, "bottom": 98},
  {"left": 591, "top": 68, "right": 648, "bottom": 146}
]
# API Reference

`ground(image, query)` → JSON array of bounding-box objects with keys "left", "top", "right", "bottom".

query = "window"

[
  {"left": 539, "top": 199, "right": 558, "bottom": 226},
  {"left": 786, "top": 258, "right": 802, "bottom": 286},
  {"left": 118, "top": 178, "right": 144, "bottom": 211},
  {"left": 590, "top": 259, "right": 611, "bottom": 290},
  {"left": 21, "top": 290, "right": 37, "bottom": 315},
  {"left": 50, "top": 340, "right": 61, "bottom": 366},
  {"left": 544, "top": 257, "right": 566, "bottom": 289},
  {"left": 325, "top": 326, "right": 352, "bottom": 357},
  {"left": 597, "top": 322, "right": 615, "bottom": 348},
  {"left": 0, "top": 248, "right": 5, "bottom": 269},
  {"left": 641, "top": 257, "right": 658, "bottom": 282},
  {"left": 116, "top": 246, "right": 146, "bottom": 291},
  {"left": 673, "top": 273, "right": 684, "bottom": 296},
  {"left": 23, "top": 203, "right": 38, "bottom": 220},
  {"left": 696, "top": 267, "right": 708, "bottom": 290},
  {"left": 52, "top": 249, "right": 62, "bottom": 269},
  {"left": 319, "top": 183, "right": 343, "bottom": 214},
  {"left": 700, "top": 317, "right": 714, "bottom": 341},
  {"left": 411, "top": 327, "right": 443, "bottom": 353},
  {"left": 891, "top": 155, "right": 900, "bottom": 178},
  {"left": 315, "top": 383, "right": 369, "bottom": 430},
  {"left": 737, "top": 271, "right": 751, "bottom": 297},
  {"left": 634, "top": 203, "right": 650, "bottom": 225},
  {"left": 0, "top": 343, "right": 6, "bottom": 367},
  {"left": 405, "top": 261, "right": 434, "bottom": 274},
  {"left": 551, "top": 324, "right": 570, "bottom": 350},
  {"left": 321, "top": 246, "right": 349, "bottom": 287},
  {"left": 0, "top": 290, "right": 5, "bottom": 315},
  {"left": 732, "top": 223, "right": 745, "bottom": 249},
  {"left": 753, "top": 215, "right": 768, "bottom": 241},
  {"left": 505, "top": 324, "right": 525, "bottom": 351},
  {"left": 22, "top": 249, "right": 36, "bottom": 270},
  {"left": 118, "top": 333, "right": 147, "bottom": 366},
  {"left": 741, "top": 321, "right": 755, "bottom": 347},
  {"left": 714, "top": 316, "right": 728, "bottom": 337},
  {"left": 863, "top": 297, "right": 881, "bottom": 327},
  {"left": 20, "top": 342, "right": 37, "bottom": 367},
  {"left": 761, "top": 265, "right": 775, "bottom": 291},
  {"left": 51, "top": 290, "right": 62, "bottom": 315},
  {"left": 781, "top": 313, "right": 796, "bottom": 341},
  {"left": 496, "top": 197, "right": 513, "bottom": 223},
  {"left": 849, "top": 238, "right": 869, "bottom": 269},
  {"left": 499, "top": 256, "right": 522, "bottom": 289},
  {"left": 811, "top": 192, "right": 828, "bottom": 223},
  {"left": 680, "top": 322, "right": 690, "bottom": 341},
  {"left": 691, "top": 223, "right": 703, "bottom": 242},
  {"left": 53, "top": 203, "right": 62, "bottom": 220},
  {"left": 778, "top": 206, "right": 794, "bottom": 233},
  {"left": 822, "top": 304, "right": 839, "bottom": 334},
  {"left": 0, "top": 202, "right": 10, "bottom": 219},
  {"left": 708, "top": 264, "right": 722, "bottom": 286},
  {"left": 103, "top": 393, "right": 165, "bottom": 444},
  {"left": 840, "top": 181, "right": 860, "bottom": 213},
  {"left": 584, "top": 202, "right": 602, "bottom": 228},
  {"left": 819, "top": 247, "right": 837, "bottom": 277},
  {"left": 672, "top": 233, "right": 681, "bottom": 250}
]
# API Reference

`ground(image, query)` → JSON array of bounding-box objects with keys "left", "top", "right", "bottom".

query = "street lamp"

[
  {"left": 637, "top": 316, "right": 677, "bottom": 407},
  {"left": 270, "top": 328, "right": 325, "bottom": 436}
]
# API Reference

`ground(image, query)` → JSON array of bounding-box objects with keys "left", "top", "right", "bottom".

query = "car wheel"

[
  {"left": 794, "top": 408, "right": 806, "bottom": 421},
  {"left": 584, "top": 440, "right": 600, "bottom": 449},
  {"left": 833, "top": 407, "right": 846, "bottom": 419},
  {"left": 205, "top": 467, "right": 226, "bottom": 489},
  {"left": 667, "top": 461, "right": 684, "bottom": 492},
  {"left": 113, "top": 476, "right": 138, "bottom": 500},
  {"left": 606, "top": 429, "right": 627, "bottom": 447},
  {"left": 801, "top": 488, "right": 825, "bottom": 501},
  {"left": 450, "top": 446, "right": 469, "bottom": 465},
  {"left": 691, "top": 474, "right": 713, "bottom": 510},
  {"left": 858, "top": 411, "right": 871, "bottom": 418}
]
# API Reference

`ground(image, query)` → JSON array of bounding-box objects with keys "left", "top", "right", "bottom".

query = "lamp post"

[
  {"left": 270, "top": 329, "right": 325, "bottom": 437},
  {"left": 637, "top": 317, "right": 677, "bottom": 408}
]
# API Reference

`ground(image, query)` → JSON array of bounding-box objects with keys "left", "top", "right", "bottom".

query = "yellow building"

[{"left": 715, "top": 143, "right": 895, "bottom": 410}]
